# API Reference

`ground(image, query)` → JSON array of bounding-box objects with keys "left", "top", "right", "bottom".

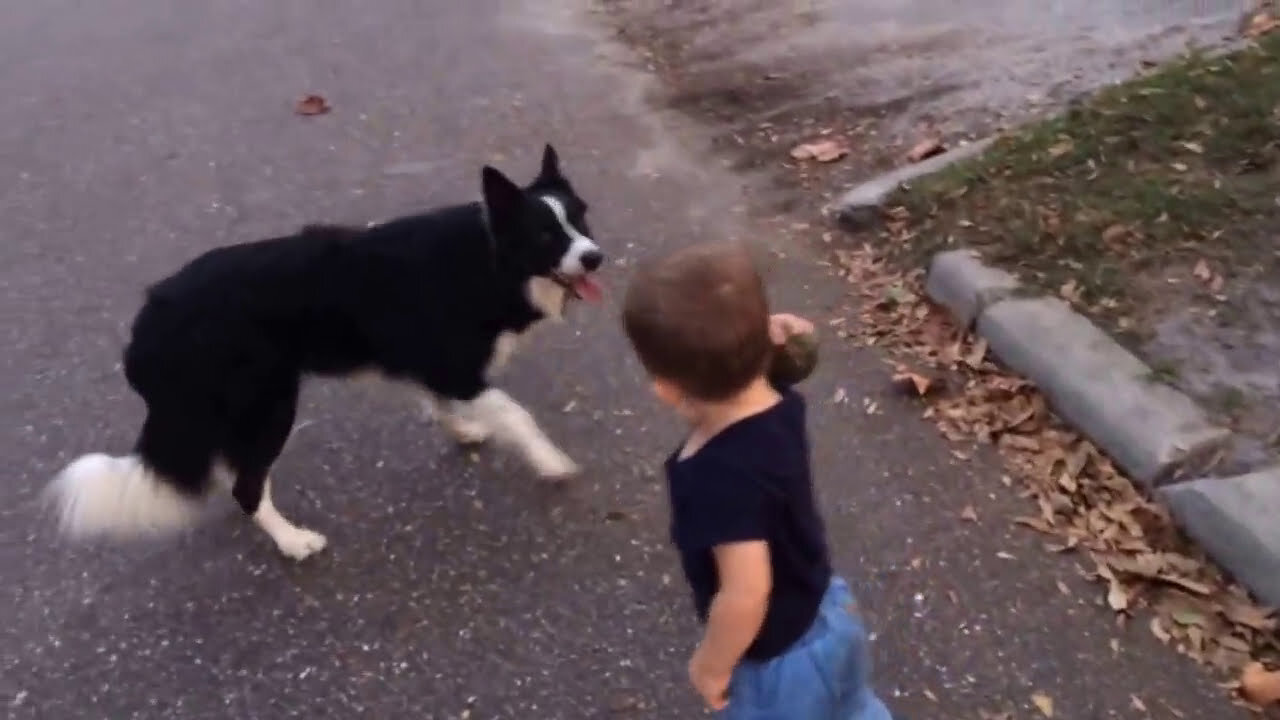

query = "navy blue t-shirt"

[{"left": 664, "top": 388, "right": 832, "bottom": 661}]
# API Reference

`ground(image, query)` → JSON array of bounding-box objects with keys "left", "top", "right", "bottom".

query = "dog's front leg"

[
  {"left": 422, "top": 393, "right": 492, "bottom": 445},
  {"left": 462, "top": 388, "right": 579, "bottom": 479}
]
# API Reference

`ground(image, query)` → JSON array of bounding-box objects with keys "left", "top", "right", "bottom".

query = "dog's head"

[{"left": 481, "top": 144, "right": 603, "bottom": 317}]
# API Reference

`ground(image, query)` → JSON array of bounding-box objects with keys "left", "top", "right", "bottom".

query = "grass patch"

[
  {"left": 1144, "top": 358, "right": 1182, "bottom": 385},
  {"left": 888, "top": 32, "right": 1280, "bottom": 332}
]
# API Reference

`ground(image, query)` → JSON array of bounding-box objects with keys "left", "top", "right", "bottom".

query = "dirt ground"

[
  {"left": 1143, "top": 253, "right": 1280, "bottom": 471},
  {"left": 593, "top": 0, "right": 1257, "bottom": 215},
  {"left": 591, "top": 0, "right": 1276, "bottom": 469},
  {"left": 888, "top": 29, "right": 1280, "bottom": 474}
]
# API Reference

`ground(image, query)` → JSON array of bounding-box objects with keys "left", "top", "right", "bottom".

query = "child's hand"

[
  {"left": 768, "top": 313, "right": 814, "bottom": 345},
  {"left": 688, "top": 651, "right": 732, "bottom": 712}
]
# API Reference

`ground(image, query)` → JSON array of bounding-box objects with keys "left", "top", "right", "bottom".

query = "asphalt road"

[{"left": 0, "top": 1, "right": 1254, "bottom": 718}]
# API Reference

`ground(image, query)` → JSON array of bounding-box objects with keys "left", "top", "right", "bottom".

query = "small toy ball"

[{"left": 768, "top": 330, "right": 819, "bottom": 387}]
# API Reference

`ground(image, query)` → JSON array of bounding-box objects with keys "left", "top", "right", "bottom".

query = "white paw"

[
  {"left": 531, "top": 446, "right": 580, "bottom": 479},
  {"left": 445, "top": 418, "right": 492, "bottom": 445},
  {"left": 274, "top": 527, "right": 329, "bottom": 561}
]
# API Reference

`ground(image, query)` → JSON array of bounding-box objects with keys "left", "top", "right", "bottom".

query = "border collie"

[{"left": 45, "top": 144, "right": 603, "bottom": 561}]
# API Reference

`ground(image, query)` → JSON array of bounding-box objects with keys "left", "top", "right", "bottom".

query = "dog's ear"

[
  {"left": 481, "top": 165, "right": 525, "bottom": 221},
  {"left": 538, "top": 143, "right": 562, "bottom": 181}
]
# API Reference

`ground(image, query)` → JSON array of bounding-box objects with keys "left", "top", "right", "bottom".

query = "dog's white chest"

[{"left": 526, "top": 276, "right": 567, "bottom": 320}]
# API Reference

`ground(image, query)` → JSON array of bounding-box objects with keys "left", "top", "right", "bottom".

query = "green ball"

[{"left": 768, "top": 331, "right": 819, "bottom": 387}]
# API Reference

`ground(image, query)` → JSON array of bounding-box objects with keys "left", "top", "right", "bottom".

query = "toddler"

[{"left": 622, "top": 241, "right": 894, "bottom": 719}]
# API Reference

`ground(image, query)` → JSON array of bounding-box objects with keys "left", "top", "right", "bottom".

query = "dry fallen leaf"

[
  {"left": 1192, "top": 259, "right": 1213, "bottom": 282},
  {"left": 963, "top": 337, "right": 989, "bottom": 368},
  {"left": 1150, "top": 616, "right": 1173, "bottom": 644},
  {"left": 1244, "top": 11, "right": 1279, "bottom": 38},
  {"left": 1059, "top": 279, "right": 1083, "bottom": 304},
  {"left": 295, "top": 94, "right": 332, "bottom": 116},
  {"left": 1221, "top": 600, "right": 1277, "bottom": 632},
  {"left": 789, "top": 138, "right": 849, "bottom": 163},
  {"left": 1170, "top": 609, "right": 1206, "bottom": 628},
  {"left": 1241, "top": 662, "right": 1280, "bottom": 706},
  {"left": 1047, "top": 140, "right": 1074, "bottom": 158},
  {"left": 907, "top": 137, "right": 946, "bottom": 163},
  {"left": 1101, "top": 224, "right": 1129, "bottom": 244},
  {"left": 1031, "top": 692, "right": 1054, "bottom": 717},
  {"left": 1107, "top": 579, "right": 1130, "bottom": 612},
  {"left": 892, "top": 370, "right": 941, "bottom": 397}
]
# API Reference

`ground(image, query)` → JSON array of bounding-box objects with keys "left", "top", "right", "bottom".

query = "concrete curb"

[
  {"left": 924, "top": 252, "right": 1232, "bottom": 487},
  {"left": 921, "top": 248, "right": 1280, "bottom": 608},
  {"left": 975, "top": 296, "right": 1230, "bottom": 488},
  {"left": 827, "top": 137, "right": 997, "bottom": 231},
  {"left": 924, "top": 249, "right": 1023, "bottom": 330},
  {"left": 1158, "top": 466, "right": 1280, "bottom": 608}
]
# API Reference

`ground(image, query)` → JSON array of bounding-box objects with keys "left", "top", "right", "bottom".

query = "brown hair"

[{"left": 621, "top": 241, "right": 772, "bottom": 401}]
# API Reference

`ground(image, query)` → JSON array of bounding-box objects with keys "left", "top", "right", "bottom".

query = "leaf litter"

[{"left": 833, "top": 244, "right": 1280, "bottom": 708}]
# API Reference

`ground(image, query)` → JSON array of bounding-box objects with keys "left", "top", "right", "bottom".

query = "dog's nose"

[{"left": 580, "top": 249, "right": 604, "bottom": 272}]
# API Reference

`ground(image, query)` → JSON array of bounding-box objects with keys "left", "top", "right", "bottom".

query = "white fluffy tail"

[{"left": 45, "top": 453, "right": 206, "bottom": 540}]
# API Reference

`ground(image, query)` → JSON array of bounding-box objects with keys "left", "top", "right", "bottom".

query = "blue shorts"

[{"left": 717, "top": 577, "right": 893, "bottom": 720}]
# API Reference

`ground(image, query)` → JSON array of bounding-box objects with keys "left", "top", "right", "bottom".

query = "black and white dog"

[{"left": 45, "top": 144, "right": 603, "bottom": 561}]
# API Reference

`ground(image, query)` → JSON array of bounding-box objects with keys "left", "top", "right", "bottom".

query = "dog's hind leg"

[
  {"left": 225, "top": 384, "right": 328, "bottom": 560},
  {"left": 459, "top": 387, "right": 579, "bottom": 479},
  {"left": 235, "top": 475, "right": 328, "bottom": 561}
]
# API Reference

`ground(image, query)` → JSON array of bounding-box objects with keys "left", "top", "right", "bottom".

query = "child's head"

[{"left": 622, "top": 241, "right": 772, "bottom": 418}]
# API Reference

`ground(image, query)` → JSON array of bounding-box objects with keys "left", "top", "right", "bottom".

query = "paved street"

[{"left": 0, "top": 0, "right": 1255, "bottom": 718}]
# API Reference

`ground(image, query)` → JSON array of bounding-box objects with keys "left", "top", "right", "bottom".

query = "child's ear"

[{"left": 651, "top": 378, "right": 682, "bottom": 408}]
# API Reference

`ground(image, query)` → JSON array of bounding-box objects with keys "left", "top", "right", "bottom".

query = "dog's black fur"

[{"left": 47, "top": 144, "right": 601, "bottom": 558}]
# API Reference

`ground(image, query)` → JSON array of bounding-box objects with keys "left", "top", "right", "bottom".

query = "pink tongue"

[{"left": 573, "top": 276, "right": 603, "bottom": 302}]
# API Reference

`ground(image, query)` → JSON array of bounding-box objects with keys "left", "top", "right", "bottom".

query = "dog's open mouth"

[{"left": 551, "top": 272, "right": 603, "bottom": 302}]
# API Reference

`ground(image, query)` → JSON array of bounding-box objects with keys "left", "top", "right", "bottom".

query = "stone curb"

[
  {"left": 920, "top": 249, "right": 1280, "bottom": 608},
  {"left": 924, "top": 249, "right": 1023, "bottom": 330},
  {"left": 827, "top": 136, "right": 997, "bottom": 231},
  {"left": 1158, "top": 466, "right": 1280, "bottom": 609},
  {"left": 924, "top": 251, "right": 1231, "bottom": 488}
]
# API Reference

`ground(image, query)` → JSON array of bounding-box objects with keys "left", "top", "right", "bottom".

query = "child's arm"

[{"left": 689, "top": 540, "right": 772, "bottom": 706}]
